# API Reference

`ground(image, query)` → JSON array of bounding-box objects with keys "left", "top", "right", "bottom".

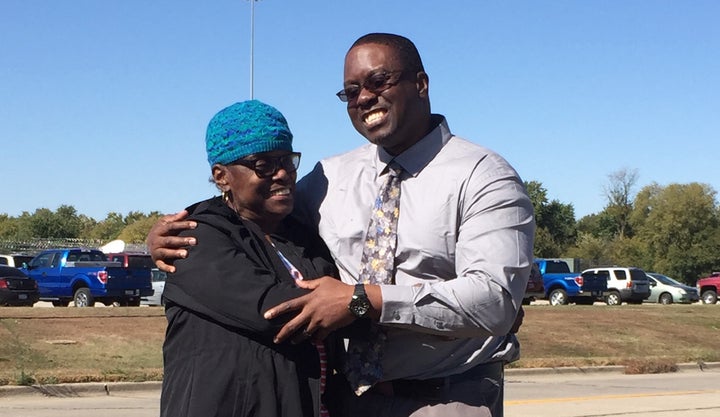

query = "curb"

[
  {"left": 0, "top": 381, "right": 162, "bottom": 399},
  {"left": 506, "top": 365, "right": 625, "bottom": 376},
  {"left": 505, "top": 361, "right": 720, "bottom": 377},
  {"left": 2, "top": 363, "right": 718, "bottom": 399},
  {"left": 676, "top": 361, "right": 719, "bottom": 372}
]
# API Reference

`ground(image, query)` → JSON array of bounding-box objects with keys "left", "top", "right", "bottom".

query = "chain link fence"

[{"left": 0, "top": 238, "right": 147, "bottom": 255}]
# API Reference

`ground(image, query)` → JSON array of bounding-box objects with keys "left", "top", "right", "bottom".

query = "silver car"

[
  {"left": 141, "top": 268, "right": 166, "bottom": 306},
  {"left": 646, "top": 272, "right": 699, "bottom": 304}
]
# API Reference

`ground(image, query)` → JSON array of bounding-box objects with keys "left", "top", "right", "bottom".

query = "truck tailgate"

[{"left": 103, "top": 267, "right": 152, "bottom": 290}]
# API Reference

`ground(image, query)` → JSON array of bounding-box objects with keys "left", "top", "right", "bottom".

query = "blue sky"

[{"left": 2, "top": 0, "right": 718, "bottom": 221}]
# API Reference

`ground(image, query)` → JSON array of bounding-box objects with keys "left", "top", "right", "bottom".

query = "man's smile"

[{"left": 363, "top": 109, "right": 387, "bottom": 127}]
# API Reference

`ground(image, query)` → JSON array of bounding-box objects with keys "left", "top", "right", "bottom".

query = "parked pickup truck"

[
  {"left": 0, "top": 253, "right": 35, "bottom": 268},
  {"left": 535, "top": 259, "right": 596, "bottom": 305},
  {"left": 21, "top": 248, "right": 153, "bottom": 307},
  {"left": 697, "top": 272, "right": 720, "bottom": 304}
]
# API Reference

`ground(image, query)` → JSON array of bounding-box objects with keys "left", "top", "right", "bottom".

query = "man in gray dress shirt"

[{"left": 149, "top": 33, "right": 534, "bottom": 417}]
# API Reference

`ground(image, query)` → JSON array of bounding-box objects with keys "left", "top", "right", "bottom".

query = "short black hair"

[{"left": 350, "top": 33, "right": 425, "bottom": 73}]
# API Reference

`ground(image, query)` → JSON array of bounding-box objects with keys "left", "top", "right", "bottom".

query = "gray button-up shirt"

[{"left": 295, "top": 115, "right": 535, "bottom": 381}]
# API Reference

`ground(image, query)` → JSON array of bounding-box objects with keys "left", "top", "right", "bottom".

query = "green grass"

[
  {"left": 511, "top": 303, "right": 720, "bottom": 370},
  {"left": 1, "top": 303, "right": 719, "bottom": 385}
]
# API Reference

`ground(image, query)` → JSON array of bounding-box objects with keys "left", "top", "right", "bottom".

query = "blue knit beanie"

[{"left": 205, "top": 100, "right": 293, "bottom": 166}]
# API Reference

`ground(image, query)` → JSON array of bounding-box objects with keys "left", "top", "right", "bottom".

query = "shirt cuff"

[{"left": 378, "top": 284, "right": 417, "bottom": 324}]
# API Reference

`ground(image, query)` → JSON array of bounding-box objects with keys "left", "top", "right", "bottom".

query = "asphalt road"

[
  {"left": 505, "top": 366, "right": 720, "bottom": 417},
  {"left": 1, "top": 367, "right": 718, "bottom": 416}
]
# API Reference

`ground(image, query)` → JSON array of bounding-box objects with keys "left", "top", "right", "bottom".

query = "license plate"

[
  {"left": 125, "top": 290, "right": 138, "bottom": 295},
  {"left": 19, "top": 294, "right": 27, "bottom": 300}
]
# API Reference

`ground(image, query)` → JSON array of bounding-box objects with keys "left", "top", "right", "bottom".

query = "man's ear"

[{"left": 415, "top": 71, "right": 429, "bottom": 98}]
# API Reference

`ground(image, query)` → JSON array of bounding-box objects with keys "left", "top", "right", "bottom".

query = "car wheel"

[
  {"left": 73, "top": 288, "right": 95, "bottom": 307},
  {"left": 701, "top": 290, "right": 718, "bottom": 304},
  {"left": 659, "top": 293, "right": 673, "bottom": 305},
  {"left": 549, "top": 289, "right": 568, "bottom": 306},
  {"left": 605, "top": 291, "right": 622, "bottom": 306}
]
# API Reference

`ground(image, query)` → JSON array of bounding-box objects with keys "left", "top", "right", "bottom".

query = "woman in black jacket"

[{"left": 160, "top": 100, "right": 338, "bottom": 417}]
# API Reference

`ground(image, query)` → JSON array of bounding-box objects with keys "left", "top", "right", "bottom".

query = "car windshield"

[
  {"left": 67, "top": 251, "right": 107, "bottom": 262},
  {"left": 650, "top": 273, "right": 682, "bottom": 286},
  {"left": 545, "top": 261, "right": 571, "bottom": 274},
  {"left": 13, "top": 256, "right": 34, "bottom": 265}
]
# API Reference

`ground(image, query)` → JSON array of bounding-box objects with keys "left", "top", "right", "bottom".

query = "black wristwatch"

[{"left": 348, "top": 283, "right": 371, "bottom": 318}]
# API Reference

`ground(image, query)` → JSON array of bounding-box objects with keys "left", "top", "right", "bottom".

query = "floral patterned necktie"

[{"left": 345, "top": 162, "right": 402, "bottom": 396}]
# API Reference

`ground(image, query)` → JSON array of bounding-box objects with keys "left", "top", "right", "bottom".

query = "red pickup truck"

[{"left": 697, "top": 272, "right": 720, "bottom": 304}]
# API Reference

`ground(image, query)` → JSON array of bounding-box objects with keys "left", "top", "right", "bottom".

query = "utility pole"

[{"left": 249, "top": 0, "right": 259, "bottom": 99}]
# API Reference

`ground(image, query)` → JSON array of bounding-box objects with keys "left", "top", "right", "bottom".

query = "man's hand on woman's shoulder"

[{"left": 146, "top": 210, "right": 198, "bottom": 273}]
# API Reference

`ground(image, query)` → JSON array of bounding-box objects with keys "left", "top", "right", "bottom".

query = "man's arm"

[
  {"left": 146, "top": 210, "right": 197, "bottom": 273},
  {"left": 377, "top": 167, "right": 535, "bottom": 337},
  {"left": 267, "top": 160, "right": 535, "bottom": 341},
  {"left": 264, "top": 278, "right": 383, "bottom": 343}
]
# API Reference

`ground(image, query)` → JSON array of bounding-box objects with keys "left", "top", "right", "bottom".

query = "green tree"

[
  {"left": 606, "top": 236, "right": 648, "bottom": 269},
  {"left": 566, "top": 232, "right": 610, "bottom": 270},
  {"left": 117, "top": 215, "right": 163, "bottom": 243},
  {"left": 525, "top": 181, "right": 577, "bottom": 257},
  {"left": 631, "top": 182, "right": 720, "bottom": 283},
  {"left": 0, "top": 214, "right": 21, "bottom": 239},
  {"left": 576, "top": 211, "right": 617, "bottom": 240},
  {"left": 27, "top": 205, "right": 84, "bottom": 238},
  {"left": 28, "top": 208, "right": 59, "bottom": 238},
  {"left": 86, "top": 212, "right": 126, "bottom": 240}
]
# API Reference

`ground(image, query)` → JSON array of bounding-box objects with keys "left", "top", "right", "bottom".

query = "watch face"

[{"left": 349, "top": 295, "right": 370, "bottom": 318}]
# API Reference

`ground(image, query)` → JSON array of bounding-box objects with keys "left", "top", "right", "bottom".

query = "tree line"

[
  {"left": 533, "top": 169, "right": 720, "bottom": 285},
  {"left": 0, "top": 206, "right": 163, "bottom": 252},
  {"left": 2, "top": 169, "right": 719, "bottom": 284}
]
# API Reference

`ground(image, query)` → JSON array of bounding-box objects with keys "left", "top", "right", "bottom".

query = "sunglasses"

[
  {"left": 336, "top": 70, "right": 412, "bottom": 102},
  {"left": 230, "top": 152, "right": 301, "bottom": 178}
]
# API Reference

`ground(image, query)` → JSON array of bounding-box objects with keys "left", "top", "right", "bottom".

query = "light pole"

[{"left": 249, "top": 0, "right": 260, "bottom": 99}]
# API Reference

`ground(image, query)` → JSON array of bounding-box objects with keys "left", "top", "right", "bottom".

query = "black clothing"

[{"left": 161, "top": 197, "right": 338, "bottom": 417}]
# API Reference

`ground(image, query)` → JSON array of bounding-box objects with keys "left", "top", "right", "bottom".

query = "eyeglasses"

[
  {"left": 230, "top": 152, "right": 301, "bottom": 178},
  {"left": 336, "top": 70, "right": 412, "bottom": 102}
]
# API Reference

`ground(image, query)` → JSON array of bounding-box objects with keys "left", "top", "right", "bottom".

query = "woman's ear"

[{"left": 212, "top": 164, "right": 230, "bottom": 190}]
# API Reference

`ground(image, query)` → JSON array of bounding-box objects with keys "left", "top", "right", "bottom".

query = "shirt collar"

[{"left": 375, "top": 114, "right": 451, "bottom": 177}]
